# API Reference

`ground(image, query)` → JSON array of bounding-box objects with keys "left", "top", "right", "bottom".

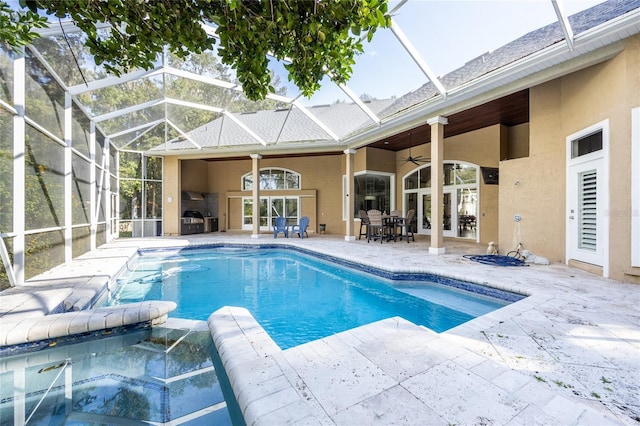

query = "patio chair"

[
  {"left": 366, "top": 209, "right": 387, "bottom": 243},
  {"left": 291, "top": 216, "right": 310, "bottom": 238},
  {"left": 358, "top": 210, "right": 370, "bottom": 240},
  {"left": 273, "top": 216, "right": 288, "bottom": 238},
  {"left": 397, "top": 209, "right": 416, "bottom": 242}
]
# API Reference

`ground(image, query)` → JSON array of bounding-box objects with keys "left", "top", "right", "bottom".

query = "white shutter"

[{"left": 578, "top": 170, "right": 597, "bottom": 251}]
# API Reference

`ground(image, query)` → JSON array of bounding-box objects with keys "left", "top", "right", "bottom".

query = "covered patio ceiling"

[{"left": 20, "top": 0, "right": 637, "bottom": 156}]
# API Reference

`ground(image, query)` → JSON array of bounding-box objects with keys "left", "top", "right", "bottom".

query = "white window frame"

[
  {"left": 240, "top": 167, "right": 301, "bottom": 191},
  {"left": 343, "top": 170, "right": 396, "bottom": 221},
  {"left": 402, "top": 161, "right": 480, "bottom": 241}
]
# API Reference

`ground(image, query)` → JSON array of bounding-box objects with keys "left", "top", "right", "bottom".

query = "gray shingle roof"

[
  {"left": 380, "top": 0, "right": 640, "bottom": 118},
  {"left": 155, "top": 98, "right": 396, "bottom": 150}
]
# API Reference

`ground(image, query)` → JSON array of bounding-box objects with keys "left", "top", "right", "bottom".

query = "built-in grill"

[{"left": 181, "top": 210, "right": 205, "bottom": 234}]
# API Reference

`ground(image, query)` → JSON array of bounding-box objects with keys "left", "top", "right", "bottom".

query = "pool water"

[
  {"left": 0, "top": 327, "right": 239, "bottom": 425},
  {"left": 108, "top": 247, "right": 518, "bottom": 349}
]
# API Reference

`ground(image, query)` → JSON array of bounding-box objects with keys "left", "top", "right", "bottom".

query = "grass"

[{"left": 552, "top": 379, "right": 573, "bottom": 389}]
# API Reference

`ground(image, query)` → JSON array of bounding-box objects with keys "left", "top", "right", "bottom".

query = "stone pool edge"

[{"left": 207, "top": 306, "right": 331, "bottom": 424}]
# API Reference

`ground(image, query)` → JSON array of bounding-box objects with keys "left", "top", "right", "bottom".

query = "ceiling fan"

[
  {"left": 399, "top": 133, "right": 429, "bottom": 166},
  {"left": 401, "top": 148, "right": 429, "bottom": 166}
]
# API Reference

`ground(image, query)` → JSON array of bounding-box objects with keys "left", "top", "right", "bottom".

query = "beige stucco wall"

[
  {"left": 205, "top": 154, "right": 344, "bottom": 234},
  {"left": 392, "top": 125, "right": 504, "bottom": 244},
  {"left": 500, "top": 35, "right": 640, "bottom": 281}
]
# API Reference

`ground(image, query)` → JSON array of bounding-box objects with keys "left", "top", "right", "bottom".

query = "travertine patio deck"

[{"left": 1, "top": 232, "right": 638, "bottom": 424}]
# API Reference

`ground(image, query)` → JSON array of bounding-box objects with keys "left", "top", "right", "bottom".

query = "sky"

[{"left": 297, "top": 0, "right": 606, "bottom": 106}]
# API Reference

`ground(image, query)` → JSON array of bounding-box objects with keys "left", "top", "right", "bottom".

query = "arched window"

[{"left": 242, "top": 168, "right": 301, "bottom": 190}]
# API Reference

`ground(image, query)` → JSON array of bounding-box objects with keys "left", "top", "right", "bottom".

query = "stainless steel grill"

[{"left": 181, "top": 210, "right": 205, "bottom": 234}]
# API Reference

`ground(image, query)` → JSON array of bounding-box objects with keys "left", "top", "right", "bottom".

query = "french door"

[
  {"left": 420, "top": 189, "right": 456, "bottom": 237},
  {"left": 242, "top": 196, "right": 299, "bottom": 231}
]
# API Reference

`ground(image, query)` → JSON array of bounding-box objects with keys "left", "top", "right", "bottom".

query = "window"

[
  {"left": 353, "top": 172, "right": 394, "bottom": 215},
  {"left": 571, "top": 130, "right": 602, "bottom": 159},
  {"left": 242, "top": 168, "right": 300, "bottom": 190}
]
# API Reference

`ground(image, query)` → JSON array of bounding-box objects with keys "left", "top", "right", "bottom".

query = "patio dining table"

[{"left": 382, "top": 214, "right": 404, "bottom": 242}]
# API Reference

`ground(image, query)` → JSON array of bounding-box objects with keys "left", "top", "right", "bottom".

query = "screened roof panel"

[
  {"left": 166, "top": 103, "right": 220, "bottom": 134},
  {"left": 8, "top": 0, "right": 637, "bottom": 155},
  {"left": 164, "top": 74, "right": 235, "bottom": 110},
  {"left": 167, "top": 47, "right": 236, "bottom": 81},
  {"left": 124, "top": 124, "right": 167, "bottom": 152},
  {"left": 389, "top": 0, "right": 601, "bottom": 78},
  {"left": 109, "top": 125, "right": 161, "bottom": 149},
  {"left": 30, "top": 32, "right": 107, "bottom": 87},
  {"left": 346, "top": 23, "right": 429, "bottom": 102},
  {"left": 99, "top": 104, "right": 166, "bottom": 137},
  {"left": 80, "top": 74, "right": 163, "bottom": 117}
]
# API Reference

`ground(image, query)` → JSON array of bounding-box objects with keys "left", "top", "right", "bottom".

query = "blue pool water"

[
  {"left": 0, "top": 327, "right": 239, "bottom": 425},
  {"left": 108, "top": 247, "right": 521, "bottom": 349}
]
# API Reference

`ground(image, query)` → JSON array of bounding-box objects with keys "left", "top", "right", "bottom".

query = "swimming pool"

[
  {"left": 107, "top": 246, "right": 523, "bottom": 349},
  {"left": 0, "top": 326, "right": 240, "bottom": 425}
]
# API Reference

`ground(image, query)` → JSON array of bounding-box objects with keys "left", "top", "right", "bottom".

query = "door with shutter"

[{"left": 567, "top": 155, "right": 605, "bottom": 266}]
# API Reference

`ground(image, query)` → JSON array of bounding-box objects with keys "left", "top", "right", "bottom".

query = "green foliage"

[
  {"left": 10, "top": 0, "right": 390, "bottom": 101},
  {"left": 0, "top": 2, "right": 48, "bottom": 51},
  {"left": 213, "top": 0, "right": 391, "bottom": 100}
]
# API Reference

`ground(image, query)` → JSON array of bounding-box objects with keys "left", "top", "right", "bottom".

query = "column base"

[
  {"left": 429, "top": 246, "right": 446, "bottom": 255},
  {"left": 251, "top": 233, "right": 262, "bottom": 239},
  {"left": 344, "top": 235, "right": 355, "bottom": 241}
]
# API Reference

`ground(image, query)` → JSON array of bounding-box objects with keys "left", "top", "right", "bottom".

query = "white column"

[
  {"left": 13, "top": 51, "right": 25, "bottom": 284},
  {"left": 104, "top": 138, "right": 112, "bottom": 241},
  {"left": 114, "top": 146, "right": 120, "bottom": 238},
  {"left": 64, "top": 92, "right": 72, "bottom": 262},
  {"left": 250, "top": 154, "right": 262, "bottom": 238},
  {"left": 89, "top": 120, "right": 97, "bottom": 249},
  {"left": 344, "top": 149, "right": 356, "bottom": 241},
  {"left": 428, "top": 116, "right": 448, "bottom": 255}
]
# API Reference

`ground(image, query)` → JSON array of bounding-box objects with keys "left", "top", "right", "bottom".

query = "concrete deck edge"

[
  {"left": 207, "top": 306, "right": 326, "bottom": 426},
  {"left": 0, "top": 301, "right": 176, "bottom": 347}
]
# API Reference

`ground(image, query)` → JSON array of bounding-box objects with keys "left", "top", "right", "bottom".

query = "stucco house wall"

[
  {"left": 499, "top": 34, "right": 640, "bottom": 282},
  {"left": 203, "top": 154, "right": 344, "bottom": 234}
]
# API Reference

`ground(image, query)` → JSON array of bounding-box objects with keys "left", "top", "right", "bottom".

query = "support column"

[
  {"left": 89, "top": 120, "right": 97, "bottom": 250},
  {"left": 64, "top": 92, "right": 72, "bottom": 262},
  {"left": 428, "top": 116, "right": 448, "bottom": 255},
  {"left": 104, "top": 138, "right": 112, "bottom": 240},
  {"left": 344, "top": 149, "right": 356, "bottom": 241},
  {"left": 162, "top": 156, "right": 181, "bottom": 235},
  {"left": 251, "top": 154, "right": 262, "bottom": 238},
  {"left": 13, "top": 51, "right": 25, "bottom": 284}
]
